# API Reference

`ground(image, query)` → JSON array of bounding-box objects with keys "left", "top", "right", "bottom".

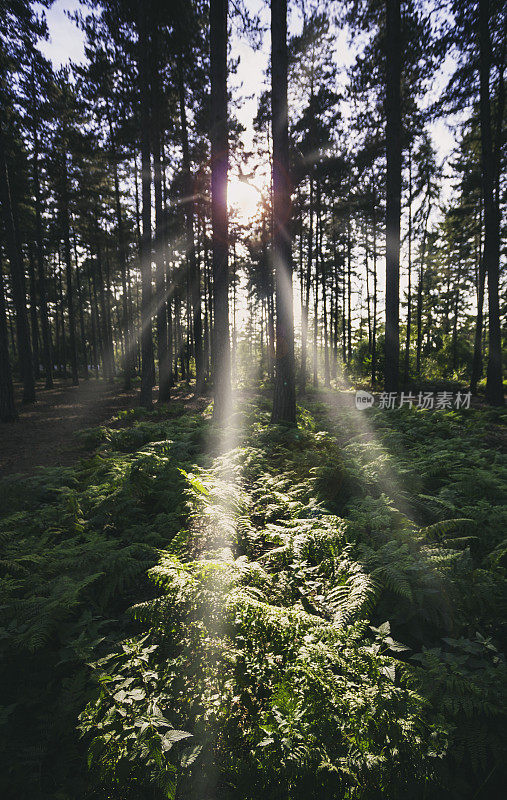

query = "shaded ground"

[{"left": 0, "top": 379, "right": 138, "bottom": 477}]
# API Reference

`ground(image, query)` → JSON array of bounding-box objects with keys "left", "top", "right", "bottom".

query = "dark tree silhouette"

[
  {"left": 384, "top": 0, "right": 401, "bottom": 393},
  {"left": 479, "top": 0, "right": 503, "bottom": 406},
  {"left": 210, "top": 0, "right": 231, "bottom": 422},
  {"left": 271, "top": 0, "right": 296, "bottom": 425}
]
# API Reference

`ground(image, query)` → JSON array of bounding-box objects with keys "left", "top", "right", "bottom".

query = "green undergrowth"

[{"left": 1, "top": 393, "right": 506, "bottom": 799}]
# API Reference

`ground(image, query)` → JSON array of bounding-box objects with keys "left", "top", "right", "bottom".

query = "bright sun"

[{"left": 228, "top": 177, "right": 261, "bottom": 221}]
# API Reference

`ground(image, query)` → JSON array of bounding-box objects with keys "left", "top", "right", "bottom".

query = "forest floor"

[
  {"left": 0, "top": 379, "right": 138, "bottom": 477},
  {"left": 0, "top": 382, "right": 505, "bottom": 799}
]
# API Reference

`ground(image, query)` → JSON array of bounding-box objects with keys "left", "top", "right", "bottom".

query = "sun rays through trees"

[{"left": 0, "top": 0, "right": 505, "bottom": 797}]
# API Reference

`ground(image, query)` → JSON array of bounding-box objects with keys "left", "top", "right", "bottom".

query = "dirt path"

[{"left": 0, "top": 380, "right": 138, "bottom": 478}]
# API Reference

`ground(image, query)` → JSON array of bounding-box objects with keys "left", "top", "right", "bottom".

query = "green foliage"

[
  {"left": 0, "top": 410, "right": 211, "bottom": 799},
  {"left": 2, "top": 395, "right": 506, "bottom": 799}
]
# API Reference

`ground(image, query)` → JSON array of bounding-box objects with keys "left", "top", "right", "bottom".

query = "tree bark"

[
  {"left": 27, "top": 243, "right": 40, "bottom": 378},
  {"left": 416, "top": 202, "right": 430, "bottom": 381},
  {"left": 137, "top": 3, "right": 154, "bottom": 408},
  {"left": 403, "top": 147, "right": 412, "bottom": 387},
  {"left": 384, "top": 0, "right": 402, "bottom": 393},
  {"left": 106, "top": 98, "right": 131, "bottom": 390},
  {"left": 152, "top": 26, "right": 170, "bottom": 403},
  {"left": 178, "top": 56, "right": 203, "bottom": 393},
  {"left": 372, "top": 199, "right": 378, "bottom": 384},
  {"left": 479, "top": 0, "right": 503, "bottom": 405},
  {"left": 346, "top": 211, "right": 352, "bottom": 363},
  {"left": 0, "top": 255, "right": 17, "bottom": 421},
  {"left": 210, "top": 0, "right": 231, "bottom": 422},
  {"left": 62, "top": 152, "right": 79, "bottom": 385},
  {"left": 73, "top": 235, "right": 88, "bottom": 379},
  {"left": 31, "top": 64, "right": 53, "bottom": 388},
  {"left": 301, "top": 173, "right": 313, "bottom": 386},
  {"left": 470, "top": 206, "right": 485, "bottom": 393},
  {"left": 271, "top": 0, "right": 296, "bottom": 424},
  {"left": 0, "top": 127, "right": 35, "bottom": 402}
]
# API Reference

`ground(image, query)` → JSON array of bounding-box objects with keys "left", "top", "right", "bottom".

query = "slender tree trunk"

[
  {"left": 365, "top": 219, "right": 372, "bottom": 353},
  {"left": 73, "top": 236, "right": 88, "bottom": 380},
  {"left": 452, "top": 261, "right": 461, "bottom": 375},
  {"left": 210, "top": 0, "right": 231, "bottom": 422},
  {"left": 0, "top": 128, "right": 35, "bottom": 402},
  {"left": 331, "top": 232, "right": 339, "bottom": 380},
  {"left": 87, "top": 270, "right": 99, "bottom": 378},
  {"left": 31, "top": 66, "right": 53, "bottom": 388},
  {"left": 8, "top": 300, "right": 16, "bottom": 360},
  {"left": 322, "top": 217, "right": 330, "bottom": 388},
  {"left": 271, "top": 0, "right": 296, "bottom": 424},
  {"left": 57, "top": 253, "right": 67, "bottom": 378},
  {"left": 178, "top": 55, "right": 203, "bottom": 392},
  {"left": 152, "top": 29, "right": 170, "bottom": 403},
  {"left": 27, "top": 243, "right": 40, "bottom": 378},
  {"left": 347, "top": 212, "right": 352, "bottom": 363},
  {"left": 104, "top": 244, "right": 116, "bottom": 376},
  {"left": 62, "top": 159, "right": 79, "bottom": 385},
  {"left": 471, "top": 206, "right": 485, "bottom": 393},
  {"left": 403, "top": 147, "right": 412, "bottom": 387},
  {"left": 372, "top": 202, "right": 378, "bottom": 385},
  {"left": 341, "top": 257, "right": 347, "bottom": 363},
  {"left": 416, "top": 203, "right": 430, "bottom": 381},
  {"left": 313, "top": 190, "right": 319, "bottom": 386},
  {"left": 384, "top": 0, "right": 402, "bottom": 393},
  {"left": 479, "top": 0, "right": 503, "bottom": 405},
  {"left": 0, "top": 255, "right": 17, "bottom": 421},
  {"left": 301, "top": 173, "right": 313, "bottom": 387},
  {"left": 94, "top": 232, "right": 112, "bottom": 379},
  {"left": 137, "top": 4, "right": 154, "bottom": 407},
  {"left": 106, "top": 99, "right": 131, "bottom": 389}
]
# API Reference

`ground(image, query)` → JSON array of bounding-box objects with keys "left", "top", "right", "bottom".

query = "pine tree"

[
  {"left": 271, "top": 0, "right": 296, "bottom": 424},
  {"left": 210, "top": 0, "right": 231, "bottom": 423}
]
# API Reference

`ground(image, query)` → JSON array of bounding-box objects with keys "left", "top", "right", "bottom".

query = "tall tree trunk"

[
  {"left": 322, "top": 216, "right": 330, "bottom": 388},
  {"left": 271, "top": 0, "right": 296, "bottom": 424},
  {"left": 347, "top": 211, "right": 352, "bottom": 363},
  {"left": 365, "top": 219, "right": 372, "bottom": 353},
  {"left": 331, "top": 232, "right": 339, "bottom": 380},
  {"left": 137, "top": 3, "right": 154, "bottom": 408},
  {"left": 178, "top": 55, "right": 203, "bottom": 392},
  {"left": 31, "top": 65, "right": 53, "bottom": 388},
  {"left": 341, "top": 256, "right": 347, "bottom": 363},
  {"left": 313, "top": 189, "right": 319, "bottom": 387},
  {"left": 104, "top": 243, "right": 116, "bottom": 376},
  {"left": 73, "top": 235, "right": 88, "bottom": 380},
  {"left": 471, "top": 206, "right": 485, "bottom": 393},
  {"left": 210, "top": 0, "right": 231, "bottom": 422},
  {"left": 57, "top": 253, "right": 67, "bottom": 377},
  {"left": 479, "top": 0, "right": 503, "bottom": 405},
  {"left": 301, "top": 173, "right": 313, "bottom": 387},
  {"left": 403, "top": 147, "right": 412, "bottom": 387},
  {"left": 0, "top": 255, "right": 17, "bottom": 421},
  {"left": 416, "top": 202, "right": 430, "bottom": 381},
  {"left": 87, "top": 269, "right": 99, "bottom": 379},
  {"left": 94, "top": 231, "right": 112, "bottom": 379},
  {"left": 384, "top": 0, "right": 402, "bottom": 393},
  {"left": 0, "top": 129, "right": 35, "bottom": 402},
  {"left": 27, "top": 243, "right": 40, "bottom": 378},
  {"left": 452, "top": 261, "right": 462, "bottom": 375},
  {"left": 106, "top": 98, "right": 131, "bottom": 390},
  {"left": 152, "top": 28, "right": 170, "bottom": 403},
  {"left": 62, "top": 155, "right": 79, "bottom": 385},
  {"left": 372, "top": 201, "right": 378, "bottom": 385}
]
